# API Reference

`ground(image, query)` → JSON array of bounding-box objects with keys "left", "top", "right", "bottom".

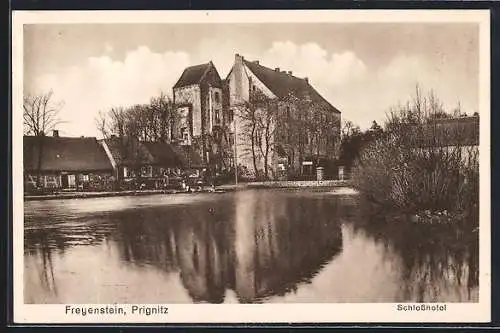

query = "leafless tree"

[
  {"left": 23, "top": 90, "right": 64, "bottom": 187},
  {"left": 255, "top": 98, "right": 280, "bottom": 179},
  {"left": 23, "top": 90, "right": 64, "bottom": 136},
  {"left": 237, "top": 91, "right": 266, "bottom": 177}
]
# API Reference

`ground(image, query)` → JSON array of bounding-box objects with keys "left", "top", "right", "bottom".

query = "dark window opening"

[
  {"left": 181, "top": 127, "right": 189, "bottom": 141},
  {"left": 214, "top": 92, "right": 220, "bottom": 103},
  {"left": 215, "top": 109, "right": 220, "bottom": 123}
]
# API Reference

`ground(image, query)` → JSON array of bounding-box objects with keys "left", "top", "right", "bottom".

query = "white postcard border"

[{"left": 12, "top": 9, "right": 491, "bottom": 324}]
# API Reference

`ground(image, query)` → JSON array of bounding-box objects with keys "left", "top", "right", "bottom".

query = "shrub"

[{"left": 352, "top": 88, "right": 479, "bottom": 225}]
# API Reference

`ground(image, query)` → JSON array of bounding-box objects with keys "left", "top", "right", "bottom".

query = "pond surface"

[{"left": 24, "top": 189, "right": 479, "bottom": 304}]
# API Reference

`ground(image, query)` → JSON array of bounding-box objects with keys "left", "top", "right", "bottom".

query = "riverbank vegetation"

[{"left": 351, "top": 87, "right": 479, "bottom": 228}]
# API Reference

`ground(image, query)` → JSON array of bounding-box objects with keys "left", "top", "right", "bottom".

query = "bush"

[{"left": 351, "top": 88, "right": 479, "bottom": 226}]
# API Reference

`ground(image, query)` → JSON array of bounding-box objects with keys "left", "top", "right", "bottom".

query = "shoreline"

[{"left": 24, "top": 180, "right": 353, "bottom": 201}]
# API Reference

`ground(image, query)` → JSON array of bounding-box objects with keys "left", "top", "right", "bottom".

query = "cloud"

[
  {"left": 29, "top": 40, "right": 478, "bottom": 137},
  {"left": 257, "top": 42, "right": 476, "bottom": 129},
  {"left": 261, "top": 41, "right": 367, "bottom": 87},
  {"left": 30, "top": 46, "right": 191, "bottom": 137}
]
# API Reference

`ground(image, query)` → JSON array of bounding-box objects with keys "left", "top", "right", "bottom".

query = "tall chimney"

[
  {"left": 274, "top": 67, "right": 280, "bottom": 72},
  {"left": 304, "top": 77, "right": 309, "bottom": 83},
  {"left": 52, "top": 130, "right": 59, "bottom": 137},
  {"left": 235, "top": 53, "right": 244, "bottom": 62}
]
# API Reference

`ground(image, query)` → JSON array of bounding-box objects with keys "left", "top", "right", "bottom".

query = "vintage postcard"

[{"left": 12, "top": 10, "right": 491, "bottom": 323}]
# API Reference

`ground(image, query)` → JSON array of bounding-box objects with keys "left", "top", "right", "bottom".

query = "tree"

[
  {"left": 149, "top": 93, "right": 178, "bottom": 143},
  {"left": 23, "top": 90, "right": 64, "bottom": 136},
  {"left": 255, "top": 98, "right": 279, "bottom": 179},
  {"left": 23, "top": 90, "right": 64, "bottom": 187}
]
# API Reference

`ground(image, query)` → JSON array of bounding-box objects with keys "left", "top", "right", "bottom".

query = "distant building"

[
  {"left": 99, "top": 136, "right": 155, "bottom": 181},
  {"left": 100, "top": 136, "right": 205, "bottom": 187},
  {"left": 23, "top": 130, "right": 113, "bottom": 192},
  {"left": 226, "top": 54, "right": 342, "bottom": 179},
  {"left": 172, "top": 61, "right": 229, "bottom": 171},
  {"left": 417, "top": 115, "right": 479, "bottom": 163}
]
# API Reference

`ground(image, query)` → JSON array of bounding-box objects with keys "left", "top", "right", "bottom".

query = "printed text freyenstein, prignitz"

[{"left": 65, "top": 305, "right": 169, "bottom": 316}]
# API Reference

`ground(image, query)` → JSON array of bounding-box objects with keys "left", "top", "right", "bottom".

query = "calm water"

[{"left": 24, "top": 189, "right": 479, "bottom": 304}]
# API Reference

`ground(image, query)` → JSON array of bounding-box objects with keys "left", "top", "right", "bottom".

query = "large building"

[
  {"left": 226, "top": 54, "right": 342, "bottom": 179},
  {"left": 172, "top": 61, "right": 230, "bottom": 172},
  {"left": 172, "top": 54, "right": 342, "bottom": 180}
]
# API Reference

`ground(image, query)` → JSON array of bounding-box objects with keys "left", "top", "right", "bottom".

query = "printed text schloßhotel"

[{"left": 397, "top": 304, "right": 447, "bottom": 312}]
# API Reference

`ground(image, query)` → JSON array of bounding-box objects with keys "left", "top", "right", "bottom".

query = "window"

[
  {"left": 252, "top": 85, "right": 256, "bottom": 92},
  {"left": 215, "top": 109, "right": 220, "bottom": 124},
  {"left": 214, "top": 92, "right": 220, "bottom": 103},
  {"left": 141, "top": 166, "right": 152, "bottom": 178},
  {"left": 181, "top": 127, "right": 189, "bottom": 141},
  {"left": 228, "top": 109, "right": 234, "bottom": 122},
  {"left": 286, "top": 106, "right": 291, "bottom": 119}
]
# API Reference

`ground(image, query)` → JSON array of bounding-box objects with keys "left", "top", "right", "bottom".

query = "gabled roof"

[
  {"left": 243, "top": 59, "right": 341, "bottom": 114},
  {"left": 173, "top": 62, "right": 213, "bottom": 89},
  {"left": 171, "top": 145, "right": 206, "bottom": 168},
  {"left": 102, "top": 137, "right": 154, "bottom": 166},
  {"left": 23, "top": 136, "right": 113, "bottom": 172},
  {"left": 142, "top": 142, "right": 185, "bottom": 167}
]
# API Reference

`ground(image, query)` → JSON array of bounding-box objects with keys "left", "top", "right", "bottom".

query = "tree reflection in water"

[
  {"left": 232, "top": 190, "right": 343, "bottom": 303},
  {"left": 345, "top": 197, "right": 479, "bottom": 302},
  {"left": 25, "top": 191, "right": 344, "bottom": 303},
  {"left": 24, "top": 190, "right": 476, "bottom": 304},
  {"left": 110, "top": 190, "right": 343, "bottom": 303}
]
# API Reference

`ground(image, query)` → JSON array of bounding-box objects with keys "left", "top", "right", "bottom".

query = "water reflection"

[
  {"left": 346, "top": 198, "right": 479, "bottom": 302},
  {"left": 24, "top": 190, "right": 478, "bottom": 303}
]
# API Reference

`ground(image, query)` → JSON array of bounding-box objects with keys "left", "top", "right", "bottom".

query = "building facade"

[
  {"left": 23, "top": 130, "right": 114, "bottom": 192},
  {"left": 225, "top": 54, "right": 342, "bottom": 180},
  {"left": 172, "top": 61, "right": 231, "bottom": 172},
  {"left": 99, "top": 136, "right": 205, "bottom": 189}
]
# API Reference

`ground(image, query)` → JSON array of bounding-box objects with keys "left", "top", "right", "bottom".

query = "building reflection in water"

[
  {"left": 233, "top": 190, "right": 343, "bottom": 303},
  {"left": 110, "top": 190, "right": 343, "bottom": 303},
  {"left": 24, "top": 190, "right": 478, "bottom": 303}
]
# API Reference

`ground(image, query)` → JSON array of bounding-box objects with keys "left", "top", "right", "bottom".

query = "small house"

[{"left": 23, "top": 130, "right": 114, "bottom": 192}]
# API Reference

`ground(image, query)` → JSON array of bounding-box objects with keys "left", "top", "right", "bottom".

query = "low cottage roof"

[
  {"left": 173, "top": 62, "right": 212, "bottom": 89},
  {"left": 171, "top": 145, "right": 206, "bottom": 169},
  {"left": 243, "top": 59, "right": 341, "bottom": 114},
  {"left": 142, "top": 142, "right": 185, "bottom": 167},
  {"left": 102, "top": 137, "right": 154, "bottom": 166},
  {"left": 23, "top": 136, "right": 113, "bottom": 172}
]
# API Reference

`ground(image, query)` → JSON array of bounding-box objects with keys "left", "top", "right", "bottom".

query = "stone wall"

[{"left": 174, "top": 85, "right": 202, "bottom": 137}]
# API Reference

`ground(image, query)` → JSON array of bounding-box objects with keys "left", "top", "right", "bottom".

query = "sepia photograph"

[{"left": 12, "top": 10, "right": 490, "bottom": 323}]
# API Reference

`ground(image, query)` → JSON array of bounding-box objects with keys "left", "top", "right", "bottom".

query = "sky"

[{"left": 24, "top": 23, "right": 479, "bottom": 138}]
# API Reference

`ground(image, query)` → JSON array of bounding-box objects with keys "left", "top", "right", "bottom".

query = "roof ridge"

[
  {"left": 243, "top": 58, "right": 305, "bottom": 81},
  {"left": 173, "top": 61, "right": 215, "bottom": 89},
  {"left": 197, "top": 61, "right": 214, "bottom": 84}
]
